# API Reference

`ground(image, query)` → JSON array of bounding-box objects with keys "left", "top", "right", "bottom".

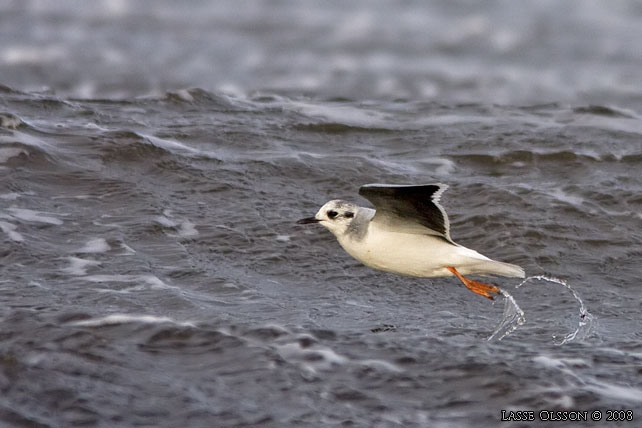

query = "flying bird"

[{"left": 297, "top": 184, "right": 524, "bottom": 300}]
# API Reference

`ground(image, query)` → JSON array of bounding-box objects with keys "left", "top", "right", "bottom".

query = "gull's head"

[{"left": 297, "top": 199, "right": 359, "bottom": 237}]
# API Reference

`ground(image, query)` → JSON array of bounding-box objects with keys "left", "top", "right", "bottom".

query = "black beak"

[{"left": 296, "top": 217, "right": 320, "bottom": 225}]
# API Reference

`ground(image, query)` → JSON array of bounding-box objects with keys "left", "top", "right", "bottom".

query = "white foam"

[
  {"left": 83, "top": 274, "right": 174, "bottom": 289},
  {"left": 154, "top": 216, "right": 177, "bottom": 227},
  {"left": 172, "top": 89, "right": 195, "bottom": 102},
  {"left": 533, "top": 355, "right": 589, "bottom": 369},
  {"left": 77, "top": 237, "right": 110, "bottom": 253},
  {"left": 81, "top": 122, "right": 109, "bottom": 131},
  {"left": 534, "top": 355, "right": 642, "bottom": 404},
  {"left": 157, "top": 215, "right": 198, "bottom": 238},
  {"left": 141, "top": 133, "right": 219, "bottom": 160},
  {"left": 289, "top": 100, "right": 391, "bottom": 128},
  {"left": 63, "top": 257, "right": 101, "bottom": 276},
  {"left": 276, "top": 342, "right": 347, "bottom": 372},
  {"left": 359, "top": 359, "right": 404, "bottom": 373},
  {"left": 92, "top": 218, "right": 122, "bottom": 227},
  {"left": 120, "top": 242, "right": 136, "bottom": 254},
  {"left": 0, "top": 220, "right": 24, "bottom": 242},
  {"left": 52, "top": 194, "right": 94, "bottom": 200},
  {"left": 279, "top": 341, "right": 402, "bottom": 375},
  {"left": 175, "top": 220, "right": 198, "bottom": 237},
  {"left": 344, "top": 299, "right": 373, "bottom": 308},
  {"left": 550, "top": 188, "right": 584, "bottom": 207},
  {"left": 414, "top": 157, "right": 456, "bottom": 176},
  {"left": 585, "top": 380, "right": 642, "bottom": 403},
  {"left": 7, "top": 207, "right": 63, "bottom": 225},
  {"left": 68, "top": 314, "right": 195, "bottom": 328},
  {"left": 0, "top": 193, "right": 21, "bottom": 200}
]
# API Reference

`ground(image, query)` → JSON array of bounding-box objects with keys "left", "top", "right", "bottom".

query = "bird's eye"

[
  {"left": 327, "top": 210, "right": 338, "bottom": 219},
  {"left": 345, "top": 212, "right": 354, "bottom": 219}
]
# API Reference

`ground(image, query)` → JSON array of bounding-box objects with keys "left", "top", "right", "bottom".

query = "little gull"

[{"left": 297, "top": 183, "right": 524, "bottom": 300}]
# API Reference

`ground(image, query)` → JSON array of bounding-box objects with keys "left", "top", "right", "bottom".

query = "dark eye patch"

[
  {"left": 344, "top": 212, "right": 354, "bottom": 218},
  {"left": 327, "top": 210, "right": 338, "bottom": 219}
]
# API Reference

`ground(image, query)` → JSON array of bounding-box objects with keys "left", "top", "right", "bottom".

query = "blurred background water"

[
  {"left": 1, "top": 1, "right": 642, "bottom": 427},
  {"left": 3, "top": 0, "right": 642, "bottom": 107}
]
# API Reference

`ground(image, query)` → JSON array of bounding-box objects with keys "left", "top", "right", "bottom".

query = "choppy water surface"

[{"left": 2, "top": 1, "right": 642, "bottom": 427}]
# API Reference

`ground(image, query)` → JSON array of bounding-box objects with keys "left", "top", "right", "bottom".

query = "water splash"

[
  {"left": 488, "top": 275, "right": 594, "bottom": 343},
  {"left": 515, "top": 275, "right": 594, "bottom": 345},
  {"left": 488, "top": 288, "right": 525, "bottom": 342}
]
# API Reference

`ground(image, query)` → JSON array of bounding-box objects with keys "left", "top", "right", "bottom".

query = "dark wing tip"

[{"left": 359, "top": 183, "right": 448, "bottom": 200}]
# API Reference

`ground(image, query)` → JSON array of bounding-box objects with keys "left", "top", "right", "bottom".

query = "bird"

[{"left": 297, "top": 183, "right": 524, "bottom": 300}]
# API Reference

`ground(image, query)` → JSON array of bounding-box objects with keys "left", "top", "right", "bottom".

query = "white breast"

[{"left": 336, "top": 221, "right": 490, "bottom": 278}]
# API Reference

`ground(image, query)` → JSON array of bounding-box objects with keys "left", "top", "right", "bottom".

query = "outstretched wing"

[{"left": 358, "top": 183, "right": 453, "bottom": 243}]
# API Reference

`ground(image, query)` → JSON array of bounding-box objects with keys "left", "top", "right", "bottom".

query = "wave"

[
  {"left": 96, "top": 129, "right": 220, "bottom": 163},
  {"left": 572, "top": 105, "right": 638, "bottom": 119},
  {"left": 451, "top": 148, "right": 638, "bottom": 165},
  {"left": 0, "top": 131, "right": 58, "bottom": 168}
]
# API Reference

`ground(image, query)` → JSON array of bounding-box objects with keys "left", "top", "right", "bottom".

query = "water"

[
  {"left": 487, "top": 288, "right": 525, "bottom": 342},
  {"left": 513, "top": 275, "right": 595, "bottom": 345},
  {"left": 2, "top": 1, "right": 642, "bottom": 427}
]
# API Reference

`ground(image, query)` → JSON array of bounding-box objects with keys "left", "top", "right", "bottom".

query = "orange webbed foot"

[{"left": 446, "top": 266, "right": 501, "bottom": 300}]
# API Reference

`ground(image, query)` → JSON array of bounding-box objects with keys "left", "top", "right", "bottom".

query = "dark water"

[{"left": 1, "top": 1, "right": 642, "bottom": 427}]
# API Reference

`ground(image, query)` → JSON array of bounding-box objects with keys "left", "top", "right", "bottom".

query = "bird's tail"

[{"left": 472, "top": 259, "right": 525, "bottom": 278}]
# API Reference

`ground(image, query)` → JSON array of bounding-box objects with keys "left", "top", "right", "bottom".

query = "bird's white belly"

[
  {"left": 338, "top": 227, "right": 489, "bottom": 278},
  {"left": 339, "top": 232, "right": 449, "bottom": 277}
]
